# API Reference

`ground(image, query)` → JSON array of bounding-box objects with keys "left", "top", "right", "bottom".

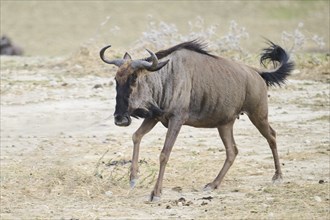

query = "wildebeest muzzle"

[{"left": 114, "top": 113, "right": 132, "bottom": 127}]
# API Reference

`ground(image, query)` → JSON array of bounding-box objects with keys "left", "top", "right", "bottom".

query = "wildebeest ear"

[
  {"left": 147, "top": 59, "right": 170, "bottom": 72},
  {"left": 123, "top": 52, "right": 132, "bottom": 60}
]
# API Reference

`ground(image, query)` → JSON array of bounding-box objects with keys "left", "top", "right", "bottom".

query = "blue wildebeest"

[
  {"left": 100, "top": 40, "right": 294, "bottom": 201},
  {"left": 0, "top": 35, "right": 23, "bottom": 56}
]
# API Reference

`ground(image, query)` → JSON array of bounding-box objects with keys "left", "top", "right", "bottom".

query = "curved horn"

[
  {"left": 145, "top": 49, "right": 158, "bottom": 70},
  {"left": 131, "top": 49, "right": 159, "bottom": 71},
  {"left": 99, "top": 45, "right": 124, "bottom": 67}
]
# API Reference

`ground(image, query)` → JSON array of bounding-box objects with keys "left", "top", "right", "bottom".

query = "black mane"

[{"left": 146, "top": 40, "right": 217, "bottom": 61}]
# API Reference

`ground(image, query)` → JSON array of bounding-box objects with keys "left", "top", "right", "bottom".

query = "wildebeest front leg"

[
  {"left": 205, "top": 120, "right": 238, "bottom": 190},
  {"left": 130, "top": 118, "right": 158, "bottom": 188},
  {"left": 150, "top": 117, "right": 183, "bottom": 201}
]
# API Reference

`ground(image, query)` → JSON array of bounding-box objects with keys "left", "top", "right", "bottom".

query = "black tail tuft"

[{"left": 259, "top": 40, "right": 294, "bottom": 87}]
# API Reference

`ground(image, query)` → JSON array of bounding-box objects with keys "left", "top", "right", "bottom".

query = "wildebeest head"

[{"left": 100, "top": 45, "right": 169, "bottom": 126}]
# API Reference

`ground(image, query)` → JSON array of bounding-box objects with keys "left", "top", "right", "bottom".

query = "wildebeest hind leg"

[
  {"left": 130, "top": 118, "right": 158, "bottom": 188},
  {"left": 204, "top": 120, "right": 237, "bottom": 190},
  {"left": 248, "top": 114, "right": 283, "bottom": 183}
]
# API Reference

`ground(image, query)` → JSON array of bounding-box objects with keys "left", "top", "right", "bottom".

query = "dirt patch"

[{"left": 1, "top": 55, "right": 329, "bottom": 219}]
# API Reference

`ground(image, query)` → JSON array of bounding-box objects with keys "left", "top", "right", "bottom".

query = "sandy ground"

[{"left": 0, "top": 54, "right": 329, "bottom": 219}]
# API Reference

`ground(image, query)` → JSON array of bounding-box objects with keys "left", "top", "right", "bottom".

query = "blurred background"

[{"left": 0, "top": 0, "right": 329, "bottom": 57}]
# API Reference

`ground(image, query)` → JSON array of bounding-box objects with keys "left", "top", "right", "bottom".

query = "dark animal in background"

[
  {"left": 0, "top": 35, "right": 23, "bottom": 55},
  {"left": 100, "top": 40, "right": 294, "bottom": 201}
]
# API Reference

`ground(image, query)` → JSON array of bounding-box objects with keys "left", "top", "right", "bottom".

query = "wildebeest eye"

[{"left": 129, "top": 73, "right": 138, "bottom": 85}]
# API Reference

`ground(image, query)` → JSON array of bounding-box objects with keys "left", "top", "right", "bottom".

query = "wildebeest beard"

[{"left": 131, "top": 103, "right": 164, "bottom": 119}]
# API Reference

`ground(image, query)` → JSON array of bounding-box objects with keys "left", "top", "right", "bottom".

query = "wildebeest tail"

[{"left": 259, "top": 41, "right": 294, "bottom": 87}]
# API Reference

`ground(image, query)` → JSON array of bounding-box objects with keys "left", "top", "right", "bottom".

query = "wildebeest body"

[
  {"left": 100, "top": 40, "right": 294, "bottom": 201},
  {"left": 132, "top": 50, "right": 265, "bottom": 128}
]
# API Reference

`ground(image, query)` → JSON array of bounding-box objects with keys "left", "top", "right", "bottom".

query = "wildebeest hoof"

[
  {"left": 272, "top": 173, "right": 283, "bottom": 184},
  {"left": 150, "top": 195, "right": 161, "bottom": 202},
  {"left": 203, "top": 183, "right": 215, "bottom": 191},
  {"left": 150, "top": 191, "right": 161, "bottom": 202},
  {"left": 130, "top": 179, "right": 138, "bottom": 189}
]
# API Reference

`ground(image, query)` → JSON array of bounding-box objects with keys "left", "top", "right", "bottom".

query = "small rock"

[
  {"left": 201, "top": 201, "right": 208, "bottom": 206},
  {"left": 199, "top": 196, "right": 213, "bottom": 201},
  {"left": 177, "top": 197, "right": 186, "bottom": 203},
  {"left": 95, "top": 173, "right": 103, "bottom": 179},
  {"left": 172, "top": 186, "right": 182, "bottom": 193},
  {"left": 93, "top": 84, "right": 103, "bottom": 89},
  {"left": 314, "top": 196, "right": 322, "bottom": 202},
  {"left": 165, "top": 205, "right": 171, "bottom": 209},
  {"left": 292, "top": 69, "right": 301, "bottom": 75},
  {"left": 105, "top": 191, "right": 113, "bottom": 197},
  {"left": 319, "top": 180, "right": 325, "bottom": 184}
]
